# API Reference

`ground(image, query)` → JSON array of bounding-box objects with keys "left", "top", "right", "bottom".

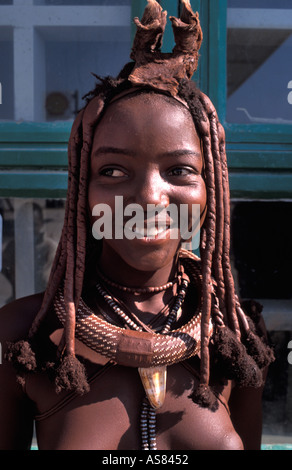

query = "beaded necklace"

[
  {"left": 96, "top": 276, "right": 189, "bottom": 450},
  {"left": 54, "top": 252, "right": 213, "bottom": 450},
  {"left": 95, "top": 266, "right": 179, "bottom": 295}
]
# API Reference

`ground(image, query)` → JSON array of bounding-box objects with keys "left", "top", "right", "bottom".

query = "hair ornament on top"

[{"left": 129, "top": 0, "right": 203, "bottom": 97}]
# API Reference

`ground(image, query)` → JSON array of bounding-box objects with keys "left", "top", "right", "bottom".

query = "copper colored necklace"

[
  {"left": 54, "top": 251, "right": 212, "bottom": 450},
  {"left": 96, "top": 278, "right": 186, "bottom": 336}
]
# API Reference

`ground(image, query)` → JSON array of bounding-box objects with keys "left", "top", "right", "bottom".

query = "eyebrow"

[
  {"left": 93, "top": 146, "right": 202, "bottom": 159},
  {"left": 164, "top": 149, "right": 202, "bottom": 159},
  {"left": 93, "top": 146, "right": 136, "bottom": 157}
]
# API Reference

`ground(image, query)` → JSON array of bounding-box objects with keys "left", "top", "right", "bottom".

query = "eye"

[
  {"left": 99, "top": 167, "right": 127, "bottom": 178},
  {"left": 168, "top": 166, "right": 197, "bottom": 177}
]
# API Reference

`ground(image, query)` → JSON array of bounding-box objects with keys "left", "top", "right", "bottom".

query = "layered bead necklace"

[
  {"left": 54, "top": 252, "right": 208, "bottom": 450},
  {"left": 95, "top": 269, "right": 189, "bottom": 450}
]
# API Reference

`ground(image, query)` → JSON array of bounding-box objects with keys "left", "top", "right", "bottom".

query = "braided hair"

[{"left": 6, "top": 0, "right": 274, "bottom": 406}]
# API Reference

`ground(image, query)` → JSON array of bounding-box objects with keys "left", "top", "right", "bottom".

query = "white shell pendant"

[{"left": 138, "top": 366, "right": 167, "bottom": 410}]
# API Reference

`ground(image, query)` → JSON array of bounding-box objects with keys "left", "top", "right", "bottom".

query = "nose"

[{"left": 130, "top": 170, "right": 169, "bottom": 209}]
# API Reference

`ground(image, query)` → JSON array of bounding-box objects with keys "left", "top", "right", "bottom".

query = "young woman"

[{"left": 0, "top": 0, "right": 273, "bottom": 450}]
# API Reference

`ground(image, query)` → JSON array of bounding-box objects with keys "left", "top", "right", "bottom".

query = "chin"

[
  {"left": 122, "top": 250, "right": 176, "bottom": 273},
  {"left": 103, "top": 239, "right": 180, "bottom": 275}
]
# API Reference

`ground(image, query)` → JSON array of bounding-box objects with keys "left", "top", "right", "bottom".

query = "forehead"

[
  {"left": 107, "top": 91, "right": 191, "bottom": 120},
  {"left": 93, "top": 92, "right": 199, "bottom": 146}
]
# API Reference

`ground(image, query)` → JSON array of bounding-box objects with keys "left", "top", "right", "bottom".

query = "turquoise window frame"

[
  {"left": 0, "top": 122, "right": 69, "bottom": 198},
  {"left": 206, "top": 0, "right": 292, "bottom": 199},
  {"left": 0, "top": 0, "right": 179, "bottom": 199},
  {"left": 0, "top": 0, "right": 291, "bottom": 199}
]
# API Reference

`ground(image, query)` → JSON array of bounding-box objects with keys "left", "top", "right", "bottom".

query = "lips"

[
  {"left": 131, "top": 224, "right": 169, "bottom": 238},
  {"left": 122, "top": 217, "right": 182, "bottom": 244},
  {"left": 124, "top": 213, "right": 172, "bottom": 236},
  {"left": 141, "top": 226, "right": 165, "bottom": 237}
]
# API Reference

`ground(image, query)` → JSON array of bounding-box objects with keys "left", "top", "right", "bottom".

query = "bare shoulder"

[
  {"left": 0, "top": 295, "right": 43, "bottom": 449},
  {"left": 228, "top": 381, "right": 265, "bottom": 450},
  {"left": 0, "top": 293, "right": 44, "bottom": 345}
]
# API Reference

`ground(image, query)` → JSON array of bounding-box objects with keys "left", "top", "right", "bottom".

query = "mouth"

[
  {"left": 123, "top": 218, "right": 180, "bottom": 244},
  {"left": 91, "top": 201, "right": 201, "bottom": 245}
]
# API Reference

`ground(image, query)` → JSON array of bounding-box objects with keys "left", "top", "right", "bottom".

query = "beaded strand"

[
  {"left": 96, "top": 283, "right": 143, "bottom": 332},
  {"left": 160, "top": 278, "right": 188, "bottom": 334},
  {"left": 96, "top": 274, "right": 189, "bottom": 451},
  {"left": 141, "top": 398, "right": 158, "bottom": 450},
  {"left": 96, "top": 277, "right": 189, "bottom": 335},
  {"left": 139, "top": 277, "right": 188, "bottom": 451},
  {"left": 96, "top": 267, "right": 180, "bottom": 294}
]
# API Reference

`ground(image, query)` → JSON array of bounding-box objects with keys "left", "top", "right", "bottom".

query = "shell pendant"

[{"left": 138, "top": 366, "right": 167, "bottom": 410}]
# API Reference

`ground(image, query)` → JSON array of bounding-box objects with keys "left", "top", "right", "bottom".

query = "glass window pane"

[
  {"left": 0, "top": 198, "right": 65, "bottom": 306},
  {"left": 0, "top": 27, "right": 14, "bottom": 120},
  {"left": 231, "top": 201, "right": 292, "bottom": 300},
  {"left": 43, "top": 26, "right": 131, "bottom": 121},
  {"left": 227, "top": 1, "right": 292, "bottom": 124},
  {"left": 34, "top": 1, "right": 130, "bottom": 4},
  {"left": 0, "top": 1, "right": 132, "bottom": 122}
]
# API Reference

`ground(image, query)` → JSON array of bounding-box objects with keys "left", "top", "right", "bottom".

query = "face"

[{"left": 88, "top": 93, "right": 206, "bottom": 276}]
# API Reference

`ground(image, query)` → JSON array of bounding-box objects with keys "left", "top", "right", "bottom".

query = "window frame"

[
  {"left": 0, "top": 0, "right": 179, "bottom": 198},
  {"left": 0, "top": 0, "right": 291, "bottom": 199},
  {"left": 207, "top": 0, "right": 292, "bottom": 199},
  {"left": 0, "top": 1, "right": 136, "bottom": 198},
  {"left": 0, "top": 122, "right": 69, "bottom": 198}
]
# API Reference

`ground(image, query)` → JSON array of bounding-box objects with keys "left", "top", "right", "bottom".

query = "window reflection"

[
  {"left": 0, "top": 198, "right": 64, "bottom": 306},
  {"left": 227, "top": 1, "right": 292, "bottom": 124},
  {"left": 231, "top": 201, "right": 292, "bottom": 300},
  {"left": 0, "top": 27, "right": 13, "bottom": 121},
  {"left": 34, "top": 0, "right": 130, "bottom": 4},
  {"left": 0, "top": 1, "right": 131, "bottom": 121}
]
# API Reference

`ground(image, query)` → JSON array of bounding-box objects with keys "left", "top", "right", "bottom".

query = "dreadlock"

[
  {"left": 6, "top": 0, "right": 274, "bottom": 405},
  {"left": 178, "top": 86, "right": 274, "bottom": 405}
]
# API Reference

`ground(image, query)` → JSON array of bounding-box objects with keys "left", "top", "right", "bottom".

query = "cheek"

[
  {"left": 88, "top": 183, "right": 112, "bottom": 234},
  {"left": 187, "top": 180, "right": 207, "bottom": 231},
  {"left": 87, "top": 181, "right": 115, "bottom": 215},
  {"left": 173, "top": 180, "right": 206, "bottom": 237},
  {"left": 184, "top": 178, "right": 207, "bottom": 213}
]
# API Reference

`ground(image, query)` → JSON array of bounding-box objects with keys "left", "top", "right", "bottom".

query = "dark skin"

[{"left": 0, "top": 95, "right": 265, "bottom": 450}]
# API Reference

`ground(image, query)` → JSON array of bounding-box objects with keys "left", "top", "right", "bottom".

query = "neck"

[{"left": 97, "top": 247, "right": 179, "bottom": 290}]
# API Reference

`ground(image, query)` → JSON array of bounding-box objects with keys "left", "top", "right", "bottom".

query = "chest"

[{"left": 26, "top": 357, "right": 242, "bottom": 450}]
